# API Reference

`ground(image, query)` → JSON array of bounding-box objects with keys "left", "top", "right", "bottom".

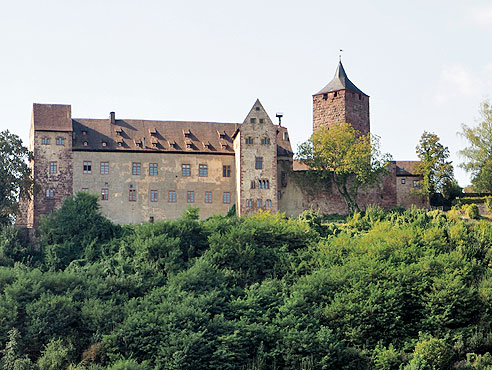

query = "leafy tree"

[
  {"left": 415, "top": 131, "right": 454, "bottom": 201},
  {"left": 0, "top": 328, "right": 34, "bottom": 370},
  {"left": 39, "top": 192, "right": 118, "bottom": 270},
  {"left": 459, "top": 101, "right": 492, "bottom": 192},
  {"left": 37, "top": 339, "right": 74, "bottom": 370},
  {"left": 296, "top": 122, "right": 391, "bottom": 213},
  {"left": 0, "top": 131, "right": 35, "bottom": 225}
]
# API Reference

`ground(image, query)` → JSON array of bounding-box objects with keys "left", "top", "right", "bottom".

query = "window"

[
  {"left": 150, "top": 190, "right": 158, "bottom": 202},
  {"left": 83, "top": 161, "right": 92, "bottom": 174},
  {"left": 46, "top": 189, "right": 54, "bottom": 199},
  {"left": 334, "top": 91, "right": 338, "bottom": 97},
  {"left": 132, "top": 162, "right": 141, "bottom": 175},
  {"left": 82, "top": 130, "right": 87, "bottom": 136},
  {"left": 42, "top": 137, "right": 50, "bottom": 145},
  {"left": 56, "top": 137, "right": 64, "bottom": 145},
  {"left": 256, "top": 199, "right": 263, "bottom": 208},
  {"left": 323, "top": 93, "right": 328, "bottom": 100},
  {"left": 359, "top": 94, "right": 362, "bottom": 100},
  {"left": 199, "top": 164, "right": 208, "bottom": 177},
  {"left": 168, "top": 191, "right": 176, "bottom": 203},
  {"left": 187, "top": 191, "right": 194, "bottom": 203},
  {"left": 278, "top": 191, "right": 282, "bottom": 200},
  {"left": 83, "top": 141, "right": 88, "bottom": 147},
  {"left": 401, "top": 179, "right": 406, "bottom": 184},
  {"left": 259, "top": 119, "right": 264, "bottom": 124},
  {"left": 255, "top": 107, "right": 260, "bottom": 111},
  {"left": 250, "top": 118, "right": 256, "bottom": 124},
  {"left": 182, "top": 164, "right": 191, "bottom": 177},
  {"left": 149, "top": 163, "right": 158, "bottom": 176},
  {"left": 81, "top": 188, "right": 89, "bottom": 192},
  {"left": 245, "top": 199, "right": 251, "bottom": 208},
  {"left": 100, "top": 162, "right": 109, "bottom": 175},
  {"left": 101, "top": 188, "right": 109, "bottom": 200},
  {"left": 49, "top": 161, "right": 57, "bottom": 174},
  {"left": 250, "top": 180, "right": 256, "bottom": 189},
  {"left": 255, "top": 157, "right": 263, "bottom": 169},
  {"left": 259, "top": 179, "right": 269, "bottom": 189},
  {"left": 245, "top": 137, "right": 254, "bottom": 145},
  {"left": 266, "top": 199, "right": 272, "bottom": 208},
  {"left": 205, "top": 191, "right": 212, "bottom": 203},
  {"left": 129, "top": 189, "right": 137, "bottom": 202},
  {"left": 149, "top": 216, "right": 154, "bottom": 223},
  {"left": 101, "top": 141, "right": 107, "bottom": 147},
  {"left": 223, "top": 165, "right": 231, "bottom": 177},
  {"left": 261, "top": 137, "right": 270, "bottom": 145},
  {"left": 413, "top": 180, "right": 419, "bottom": 187},
  {"left": 223, "top": 192, "right": 231, "bottom": 204},
  {"left": 283, "top": 132, "right": 289, "bottom": 141}
]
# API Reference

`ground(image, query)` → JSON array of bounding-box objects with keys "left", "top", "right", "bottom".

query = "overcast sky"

[{"left": 1, "top": 0, "right": 491, "bottom": 186}]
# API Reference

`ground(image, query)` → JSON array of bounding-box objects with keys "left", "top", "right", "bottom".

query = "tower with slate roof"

[{"left": 313, "top": 61, "right": 370, "bottom": 135}]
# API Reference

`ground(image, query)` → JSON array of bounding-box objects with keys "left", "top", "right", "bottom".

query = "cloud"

[{"left": 470, "top": 4, "right": 492, "bottom": 27}]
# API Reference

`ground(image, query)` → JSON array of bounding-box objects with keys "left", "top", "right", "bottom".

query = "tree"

[
  {"left": 415, "top": 132, "right": 454, "bottom": 200},
  {"left": 0, "top": 131, "right": 35, "bottom": 225},
  {"left": 296, "top": 122, "right": 391, "bottom": 213},
  {"left": 459, "top": 100, "right": 492, "bottom": 192}
]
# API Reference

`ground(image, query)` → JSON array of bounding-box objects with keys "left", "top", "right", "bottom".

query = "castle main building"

[{"left": 19, "top": 62, "right": 425, "bottom": 227}]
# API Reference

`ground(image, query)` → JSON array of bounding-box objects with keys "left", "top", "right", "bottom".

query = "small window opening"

[{"left": 323, "top": 93, "right": 328, "bottom": 100}]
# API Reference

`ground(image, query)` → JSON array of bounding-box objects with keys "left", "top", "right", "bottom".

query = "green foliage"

[
  {"left": 459, "top": 101, "right": 492, "bottom": 193},
  {"left": 3, "top": 198, "right": 492, "bottom": 369},
  {"left": 37, "top": 339, "right": 74, "bottom": 370},
  {"left": 462, "top": 204, "right": 480, "bottom": 220},
  {"left": 39, "top": 192, "right": 118, "bottom": 270},
  {"left": 296, "top": 122, "right": 391, "bottom": 213},
  {"left": 415, "top": 131, "right": 454, "bottom": 199},
  {"left": 0, "top": 131, "right": 35, "bottom": 225}
]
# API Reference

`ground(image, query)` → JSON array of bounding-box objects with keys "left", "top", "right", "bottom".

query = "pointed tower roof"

[{"left": 315, "top": 61, "right": 367, "bottom": 96}]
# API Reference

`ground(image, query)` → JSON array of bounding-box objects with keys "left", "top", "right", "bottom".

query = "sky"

[{"left": 1, "top": 0, "right": 491, "bottom": 186}]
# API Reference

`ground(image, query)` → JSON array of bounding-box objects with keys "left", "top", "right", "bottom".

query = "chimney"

[{"left": 110, "top": 112, "right": 115, "bottom": 125}]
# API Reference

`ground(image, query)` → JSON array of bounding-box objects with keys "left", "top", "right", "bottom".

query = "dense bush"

[{"left": 1, "top": 195, "right": 492, "bottom": 369}]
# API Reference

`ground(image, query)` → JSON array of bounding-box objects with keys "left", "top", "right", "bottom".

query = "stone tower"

[
  {"left": 313, "top": 61, "right": 370, "bottom": 135},
  {"left": 234, "top": 100, "right": 278, "bottom": 216},
  {"left": 28, "top": 104, "right": 73, "bottom": 228}
]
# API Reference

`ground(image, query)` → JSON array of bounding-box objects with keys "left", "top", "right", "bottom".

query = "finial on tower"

[{"left": 339, "top": 49, "right": 343, "bottom": 62}]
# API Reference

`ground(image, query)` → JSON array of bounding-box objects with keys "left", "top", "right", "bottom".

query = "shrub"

[{"left": 462, "top": 204, "right": 480, "bottom": 220}]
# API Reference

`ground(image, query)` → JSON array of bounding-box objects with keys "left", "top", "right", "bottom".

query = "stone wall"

[
  {"left": 236, "top": 100, "right": 278, "bottom": 216},
  {"left": 72, "top": 151, "right": 236, "bottom": 224},
  {"left": 313, "top": 90, "right": 370, "bottom": 135}
]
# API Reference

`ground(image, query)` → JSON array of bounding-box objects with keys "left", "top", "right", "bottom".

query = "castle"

[{"left": 18, "top": 62, "right": 426, "bottom": 227}]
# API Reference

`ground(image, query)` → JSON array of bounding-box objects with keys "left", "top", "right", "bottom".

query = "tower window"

[
  {"left": 149, "top": 163, "right": 158, "bottom": 176},
  {"left": 259, "top": 119, "right": 264, "bottom": 124},
  {"left": 261, "top": 137, "right": 270, "bottom": 145},
  {"left": 223, "top": 192, "right": 231, "bottom": 204},
  {"left": 255, "top": 157, "right": 263, "bottom": 170},
  {"left": 334, "top": 91, "right": 338, "bottom": 97},
  {"left": 359, "top": 94, "right": 362, "bottom": 100},
  {"left": 401, "top": 179, "right": 406, "bottom": 184},
  {"left": 49, "top": 161, "right": 57, "bottom": 174},
  {"left": 323, "top": 93, "right": 328, "bottom": 100},
  {"left": 266, "top": 199, "right": 272, "bottom": 208},
  {"left": 46, "top": 189, "right": 54, "bottom": 199},
  {"left": 182, "top": 164, "right": 191, "bottom": 177},
  {"left": 129, "top": 189, "right": 137, "bottom": 202},
  {"left": 83, "top": 161, "right": 92, "bottom": 174},
  {"left": 199, "top": 164, "right": 208, "bottom": 177},
  {"left": 255, "top": 107, "right": 260, "bottom": 111},
  {"left": 223, "top": 165, "right": 231, "bottom": 177},
  {"left": 132, "top": 162, "right": 141, "bottom": 175}
]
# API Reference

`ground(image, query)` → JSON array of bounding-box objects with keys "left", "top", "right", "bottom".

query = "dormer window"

[
  {"left": 149, "top": 128, "right": 157, "bottom": 137},
  {"left": 82, "top": 130, "right": 87, "bottom": 136},
  {"left": 186, "top": 143, "right": 193, "bottom": 149},
  {"left": 83, "top": 141, "right": 88, "bottom": 147},
  {"left": 218, "top": 131, "right": 226, "bottom": 139},
  {"left": 203, "top": 142, "right": 211, "bottom": 149},
  {"left": 135, "top": 140, "right": 143, "bottom": 148},
  {"left": 101, "top": 141, "right": 107, "bottom": 147},
  {"left": 170, "top": 141, "right": 177, "bottom": 148},
  {"left": 117, "top": 142, "right": 122, "bottom": 147},
  {"left": 152, "top": 142, "right": 158, "bottom": 148},
  {"left": 221, "top": 143, "right": 228, "bottom": 149},
  {"left": 115, "top": 128, "right": 123, "bottom": 136},
  {"left": 184, "top": 129, "right": 192, "bottom": 138}
]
